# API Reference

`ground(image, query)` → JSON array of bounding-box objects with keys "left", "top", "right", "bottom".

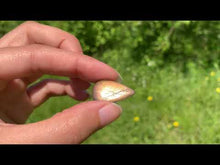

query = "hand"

[{"left": 0, "top": 21, "right": 122, "bottom": 144}]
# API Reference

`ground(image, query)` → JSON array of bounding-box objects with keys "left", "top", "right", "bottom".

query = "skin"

[{"left": 0, "top": 21, "right": 121, "bottom": 144}]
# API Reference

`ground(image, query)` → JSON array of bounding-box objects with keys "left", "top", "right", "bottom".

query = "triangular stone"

[{"left": 93, "top": 80, "right": 135, "bottom": 102}]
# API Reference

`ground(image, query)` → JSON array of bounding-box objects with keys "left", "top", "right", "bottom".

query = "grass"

[
  {"left": 26, "top": 62, "right": 220, "bottom": 144},
  {"left": 83, "top": 68, "right": 220, "bottom": 144}
]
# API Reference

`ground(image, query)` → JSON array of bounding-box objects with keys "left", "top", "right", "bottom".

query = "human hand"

[{"left": 0, "top": 21, "right": 122, "bottom": 144}]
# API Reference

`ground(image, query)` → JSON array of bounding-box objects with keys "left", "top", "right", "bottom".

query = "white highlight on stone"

[{"left": 93, "top": 80, "right": 135, "bottom": 102}]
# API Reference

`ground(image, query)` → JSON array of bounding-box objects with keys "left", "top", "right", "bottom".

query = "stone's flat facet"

[{"left": 93, "top": 80, "right": 135, "bottom": 102}]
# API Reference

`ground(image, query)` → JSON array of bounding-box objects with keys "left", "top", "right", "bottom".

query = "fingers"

[
  {"left": 0, "top": 44, "right": 120, "bottom": 82},
  {"left": 27, "top": 79, "right": 90, "bottom": 107},
  {"left": 70, "top": 78, "right": 91, "bottom": 90},
  {"left": 0, "top": 101, "right": 122, "bottom": 144},
  {"left": 0, "top": 21, "right": 82, "bottom": 53},
  {"left": 0, "top": 21, "right": 84, "bottom": 86}
]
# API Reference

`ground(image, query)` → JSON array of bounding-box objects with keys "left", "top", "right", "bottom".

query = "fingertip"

[
  {"left": 98, "top": 103, "right": 122, "bottom": 127},
  {"left": 78, "top": 55, "right": 120, "bottom": 82}
]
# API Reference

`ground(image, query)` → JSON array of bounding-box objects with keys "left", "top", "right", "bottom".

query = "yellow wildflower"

[
  {"left": 173, "top": 121, "right": 179, "bottom": 128},
  {"left": 133, "top": 116, "right": 140, "bottom": 122},
  {"left": 210, "top": 71, "right": 216, "bottom": 76},
  {"left": 147, "top": 96, "right": 153, "bottom": 101},
  {"left": 217, "top": 78, "right": 220, "bottom": 82},
  {"left": 216, "top": 87, "right": 220, "bottom": 93}
]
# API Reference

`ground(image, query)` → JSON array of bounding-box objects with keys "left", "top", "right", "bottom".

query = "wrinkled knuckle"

[
  {"left": 24, "top": 44, "right": 43, "bottom": 73},
  {"left": 25, "top": 45, "right": 38, "bottom": 61}
]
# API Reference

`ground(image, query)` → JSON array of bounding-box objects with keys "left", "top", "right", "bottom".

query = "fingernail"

[
  {"left": 116, "top": 71, "right": 123, "bottom": 83},
  {"left": 99, "top": 103, "right": 122, "bottom": 126}
]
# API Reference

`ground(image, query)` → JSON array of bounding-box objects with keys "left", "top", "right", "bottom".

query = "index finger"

[{"left": 0, "top": 44, "right": 120, "bottom": 82}]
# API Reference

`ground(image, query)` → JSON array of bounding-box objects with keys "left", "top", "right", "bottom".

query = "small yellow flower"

[
  {"left": 173, "top": 121, "right": 179, "bottom": 128},
  {"left": 216, "top": 87, "right": 220, "bottom": 93},
  {"left": 147, "top": 96, "right": 153, "bottom": 101},
  {"left": 217, "top": 78, "right": 220, "bottom": 82},
  {"left": 133, "top": 116, "right": 140, "bottom": 122},
  {"left": 210, "top": 71, "right": 216, "bottom": 76}
]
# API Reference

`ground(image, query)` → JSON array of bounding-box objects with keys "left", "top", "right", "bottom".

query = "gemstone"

[{"left": 93, "top": 80, "right": 135, "bottom": 102}]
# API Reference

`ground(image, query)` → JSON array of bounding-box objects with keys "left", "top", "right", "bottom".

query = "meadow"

[
  {"left": 0, "top": 21, "right": 220, "bottom": 143},
  {"left": 26, "top": 60, "right": 220, "bottom": 144}
]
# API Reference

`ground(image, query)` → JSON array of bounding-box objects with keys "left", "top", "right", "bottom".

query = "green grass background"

[
  {"left": 26, "top": 63, "right": 220, "bottom": 144},
  {"left": 0, "top": 21, "right": 220, "bottom": 143}
]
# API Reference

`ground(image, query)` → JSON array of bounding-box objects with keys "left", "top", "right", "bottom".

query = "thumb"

[{"left": 1, "top": 101, "right": 122, "bottom": 144}]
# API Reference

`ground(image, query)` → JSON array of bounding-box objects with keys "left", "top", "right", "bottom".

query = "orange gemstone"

[{"left": 93, "top": 80, "right": 135, "bottom": 102}]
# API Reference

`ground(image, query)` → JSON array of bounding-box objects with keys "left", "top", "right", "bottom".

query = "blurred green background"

[{"left": 0, "top": 21, "right": 220, "bottom": 143}]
